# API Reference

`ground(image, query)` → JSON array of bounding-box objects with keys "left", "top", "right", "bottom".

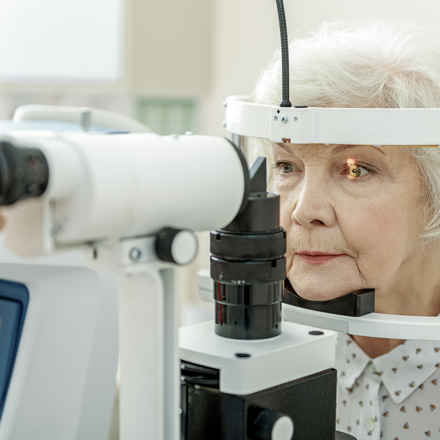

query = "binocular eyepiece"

[{"left": 0, "top": 140, "right": 49, "bottom": 206}]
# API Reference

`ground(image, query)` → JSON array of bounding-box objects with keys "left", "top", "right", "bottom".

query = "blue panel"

[{"left": 0, "top": 280, "right": 29, "bottom": 420}]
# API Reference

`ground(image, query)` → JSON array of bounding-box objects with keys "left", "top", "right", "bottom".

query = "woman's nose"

[{"left": 289, "top": 173, "right": 335, "bottom": 228}]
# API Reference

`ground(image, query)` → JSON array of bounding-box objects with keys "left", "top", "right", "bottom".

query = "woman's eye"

[
  {"left": 274, "top": 161, "right": 296, "bottom": 175},
  {"left": 273, "top": 159, "right": 376, "bottom": 180},
  {"left": 343, "top": 161, "right": 376, "bottom": 180}
]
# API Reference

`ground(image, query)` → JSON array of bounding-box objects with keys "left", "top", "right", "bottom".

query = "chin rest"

[{"left": 283, "top": 279, "right": 375, "bottom": 317}]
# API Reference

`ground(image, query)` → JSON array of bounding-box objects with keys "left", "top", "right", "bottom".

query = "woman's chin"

[
  {"left": 288, "top": 262, "right": 361, "bottom": 301},
  {"left": 289, "top": 277, "right": 356, "bottom": 301},
  {"left": 294, "top": 288, "right": 341, "bottom": 302}
]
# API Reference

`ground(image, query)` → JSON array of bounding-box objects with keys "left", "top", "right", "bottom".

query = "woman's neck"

[{"left": 349, "top": 334, "right": 405, "bottom": 359}]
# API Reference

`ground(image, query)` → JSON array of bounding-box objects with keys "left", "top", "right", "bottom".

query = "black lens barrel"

[
  {"left": 0, "top": 140, "right": 49, "bottom": 206},
  {"left": 211, "top": 157, "right": 286, "bottom": 340}
]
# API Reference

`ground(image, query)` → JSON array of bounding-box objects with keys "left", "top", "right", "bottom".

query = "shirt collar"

[
  {"left": 336, "top": 332, "right": 371, "bottom": 391},
  {"left": 336, "top": 325, "right": 440, "bottom": 405}
]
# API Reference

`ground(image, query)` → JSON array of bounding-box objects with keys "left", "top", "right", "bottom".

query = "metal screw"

[
  {"left": 224, "top": 102, "right": 228, "bottom": 108},
  {"left": 235, "top": 352, "right": 251, "bottom": 358},
  {"left": 129, "top": 247, "right": 142, "bottom": 262},
  {"left": 223, "top": 121, "right": 227, "bottom": 128},
  {"left": 281, "top": 116, "right": 288, "bottom": 124},
  {"left": 274, "top": 115, "right": 278, "bottom": 121},
  {"left": 293, "top": 116, "right": 299, "bottom": 122}
]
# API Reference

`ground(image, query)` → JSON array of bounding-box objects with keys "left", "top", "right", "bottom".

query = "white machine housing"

[
  {"left": 14, "top": 105, "right": 151, "bottom": 134},
  {"left": 0, "top": 106, "right": 253, "bottom": 440},
  {"left": 2, "top": 131, "right": 247, "bottom": 256},
  {"left": 180, "top": 320, "right": 336, "bottom": 395},
  {"left": 0, "top": 262, "right": 118, "bottom": 440}
]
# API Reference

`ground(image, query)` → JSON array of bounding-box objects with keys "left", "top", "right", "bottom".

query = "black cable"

[{"left": 275, "top": 0, "right": 292, "bottom": 107}]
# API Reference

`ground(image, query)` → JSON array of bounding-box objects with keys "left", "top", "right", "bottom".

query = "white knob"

[
  {"left": 272, "top": 416, "right": 294, "bottom": 440},
  {"left": 171, "top": 230, "right": 198, "bottom": 265},
  {"left": 155, "top": 227, "right": 198, "bottom": 265},
  {"left": 249, "top": 407, "right": 294, "bottom": 440}
]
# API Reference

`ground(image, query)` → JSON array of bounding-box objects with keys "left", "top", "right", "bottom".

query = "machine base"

[
  {"left": 179, "top": 321, "right": 357, "bottom": 439},
  {"left": 180, "top": 360, "right": 356, "bottom": 440}
]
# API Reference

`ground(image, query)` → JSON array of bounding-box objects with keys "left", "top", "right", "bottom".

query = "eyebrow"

[
  {"left": 277, "top": 143, "right": 386, "bottom": 156},
  {"left": 332, "top": 144, "right": 386, "bottom": 156}
]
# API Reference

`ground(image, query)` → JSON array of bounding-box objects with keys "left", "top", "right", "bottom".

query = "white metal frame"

[
  {"left": 225, "top": 95, "right": 440, "bottom": 146},
  {"left": 114, "top": 238, "right": 181, "bottom": 440}
]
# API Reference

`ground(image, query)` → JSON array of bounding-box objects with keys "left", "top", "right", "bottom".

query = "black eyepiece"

[{"left": 0, "top": 140, "right": 49, "bottom": 206}]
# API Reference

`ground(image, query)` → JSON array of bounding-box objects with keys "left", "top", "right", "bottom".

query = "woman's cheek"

[
  {"left": 278, "top": 196, "right": 293, "bottom": 274},
  {"left": 363, "top": 204, "right": 399, "bottom": 253},
  {"left": 279, "top": 192, "right": 293, "bottom": 229},
  {"left": 279, "top": 194, "right": 296, "bottom": 274},
  {"left": 285, "top": 252, "right": 294, "bottom": 273}
]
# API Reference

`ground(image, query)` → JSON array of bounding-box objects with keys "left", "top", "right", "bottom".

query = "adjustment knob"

[
  {"left": 248, "top": 407, "right": 294, "bottom": 440},
  {"left": 155, "top": 227, "right": 198, "bottom": 265}
]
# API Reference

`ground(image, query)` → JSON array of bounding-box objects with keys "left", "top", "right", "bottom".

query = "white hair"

[{"left": 249, "top": 21, "right": 440, "bottom": 243}]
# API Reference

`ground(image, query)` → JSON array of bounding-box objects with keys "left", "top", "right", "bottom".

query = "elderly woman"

[{"left": 250, "top": 22, "right": 440, "bottom": 440}]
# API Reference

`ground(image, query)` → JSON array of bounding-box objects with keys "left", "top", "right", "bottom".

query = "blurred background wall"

[{"left": 0, "top": 0, "right": 438, "bottom": 323}]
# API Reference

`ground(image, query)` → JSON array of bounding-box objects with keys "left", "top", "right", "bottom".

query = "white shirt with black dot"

[{"left": 335, "top": 322, "right": 440, "bottom": 440}]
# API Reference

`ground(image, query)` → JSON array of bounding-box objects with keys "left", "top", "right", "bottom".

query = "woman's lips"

[{"left": 295, "top": 253, "right": 345, "bottom": 264}]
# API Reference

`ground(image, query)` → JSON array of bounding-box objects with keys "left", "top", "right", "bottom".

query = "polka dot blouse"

[{"left": 335, "top": 325, "right": 440, "bottom": 439}]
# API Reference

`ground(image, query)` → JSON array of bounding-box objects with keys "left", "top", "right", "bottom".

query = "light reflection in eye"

[
  {"left": 346, "top": 158, "right": 361, "bottom": 180},
  {"left": 345, "top": 158, "right": 372, "bottom": 180}
]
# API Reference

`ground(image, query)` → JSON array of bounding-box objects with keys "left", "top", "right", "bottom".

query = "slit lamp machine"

[{"left": 0, "top": 2, "right": 439, "bottom": 440}]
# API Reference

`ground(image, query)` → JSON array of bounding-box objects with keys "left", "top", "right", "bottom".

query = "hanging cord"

[{"left": 275, "top": 0, "right": 292, "bottom": 107}]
